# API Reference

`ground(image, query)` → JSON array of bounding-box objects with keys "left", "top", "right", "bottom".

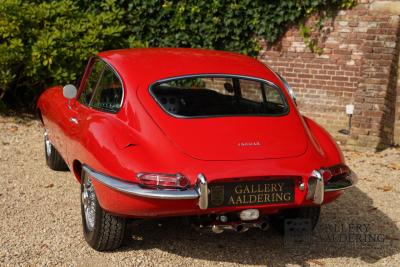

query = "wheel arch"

[
  {"left": 36, "top": 108, "right": 44, "bottom": 125},
  {"left": 72, "top": 159, "right": 83, "bottom": 183}
]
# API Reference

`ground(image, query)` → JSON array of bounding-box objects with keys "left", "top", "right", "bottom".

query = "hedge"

[{"left": 0, "top": 0, "right": 355, "bottom": 110}]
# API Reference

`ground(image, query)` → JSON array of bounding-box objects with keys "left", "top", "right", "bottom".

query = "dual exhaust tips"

[
  {"left": 193, "top": 209, "right": 268, "bottom": 234},
  {"left": 211, "top": 220, "right": 269, "bottom": 234}
]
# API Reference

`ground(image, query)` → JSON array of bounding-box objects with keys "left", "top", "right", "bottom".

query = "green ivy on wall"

[{"left": 0, "top": 0, "right": 355, "bottom": 109}]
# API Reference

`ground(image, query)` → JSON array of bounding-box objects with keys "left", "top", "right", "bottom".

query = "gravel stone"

[{"left": 0, "top": 115, "right": 399, "bottom": 266}]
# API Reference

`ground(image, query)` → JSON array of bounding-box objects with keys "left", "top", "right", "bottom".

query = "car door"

[
  {"left": 64, "top": 59, "right": 124, "bottom": 166},
  {"left": 61, "top": 59, "right": 105, "bottom": 165}
]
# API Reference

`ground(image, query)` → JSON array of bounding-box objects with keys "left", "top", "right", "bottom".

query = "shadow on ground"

[{"left": 122, "top": 187, "right": 400, "bottom": 265}]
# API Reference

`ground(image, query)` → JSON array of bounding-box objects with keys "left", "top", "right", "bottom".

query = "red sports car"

[{"left": 37, "top": 48, "right": 357, "bottom": 251}]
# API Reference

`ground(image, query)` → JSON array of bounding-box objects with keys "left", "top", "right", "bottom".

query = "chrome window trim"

[
  {"left": 77, "top": 57, "right": 125, "bottom": 114},
  {"left": 275, "top": 72, "right": 296, "bottom": 103},
  {"left": 77, "top": 58, "right": 105, "bottom": 106},
  {"left": 148, "top": 74, "right": 290, "bottom": 119},
  {"left": 88, "top": 61, "right": 107, "bottom": 106}
]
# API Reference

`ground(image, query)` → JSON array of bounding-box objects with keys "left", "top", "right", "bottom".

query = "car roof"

[{"left": 97, "top": 48, "right": 280, "bottom": 87}]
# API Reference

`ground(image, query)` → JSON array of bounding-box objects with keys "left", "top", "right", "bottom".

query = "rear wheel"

[
  {"left": 81, "top": 170, "right": 127, "bottom": 251},
  {"left": 44, "top": 132, "right": 68, "bottom": 171},
  {"left": 271, "top": 206, "right": 320, "bottom": 234}
]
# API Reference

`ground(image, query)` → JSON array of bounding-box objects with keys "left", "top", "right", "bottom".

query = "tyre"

[
  {"left": 44, "top": 132, "right": 69, "bottom": 171},
  {"left": 271, "top": 206, "right": 320, "bottom": 235},
  {"left": 81, "top": 170, "right": 127, "bottom": 251}
]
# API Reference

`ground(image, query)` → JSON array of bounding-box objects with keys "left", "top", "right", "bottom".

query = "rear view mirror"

[{"left": 63, "top": 84, "right": 77, "bottom": 99}]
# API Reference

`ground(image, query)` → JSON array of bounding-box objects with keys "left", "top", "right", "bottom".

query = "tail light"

[
  {"left": 137, "top": 173, "right": 189, "bottom": 189},
  {"left": 307, "top": 164, "right": 352, "bottom": 204},
  {"left": 320, "top": 164, "right": 350, "bottom": 180},
  {"left": 322, "top": 164, "right": 356, "bottom": 192}
]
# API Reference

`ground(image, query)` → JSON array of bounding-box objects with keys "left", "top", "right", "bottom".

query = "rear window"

[{"left": 150, "top": 76, "right": 288, "bottom": 117}]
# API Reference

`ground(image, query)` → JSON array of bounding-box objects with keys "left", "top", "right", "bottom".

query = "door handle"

[{"left": 69, "top": 117, "right": 79, "bottom": 124}]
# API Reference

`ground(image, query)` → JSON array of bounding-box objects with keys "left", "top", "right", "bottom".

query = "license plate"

[{"left": 208, "top": 179, "right": 295, "bottom": 208}]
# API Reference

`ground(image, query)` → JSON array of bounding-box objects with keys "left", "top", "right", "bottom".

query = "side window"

[
  {"left": 78, "top": 60, "right": 105, "bottom": 105},
  {"left": 265, "top": 84, "right": 284, "bottom": 105},
  {"left": 90, "top": 65, "right": 123, "bottom": 112},
  {"left": 239, "top": 79, "right": 263, "bottom": 102}
]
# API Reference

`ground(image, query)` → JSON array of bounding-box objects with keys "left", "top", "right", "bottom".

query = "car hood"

[{"left": 149, "top": 115, "right": 309, "bottom": 161}]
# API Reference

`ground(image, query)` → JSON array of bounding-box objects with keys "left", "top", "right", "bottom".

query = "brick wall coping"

[{"left": 370, "top": 1, "right": 400, "bottom": 14}]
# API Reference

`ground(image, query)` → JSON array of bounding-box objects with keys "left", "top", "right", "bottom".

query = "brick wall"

[
  {"left": 396, "top": 54, "right": 400, "bottom": 145},
  {"left": 259, "top": 0, "right": 400, "bottom": 150}
]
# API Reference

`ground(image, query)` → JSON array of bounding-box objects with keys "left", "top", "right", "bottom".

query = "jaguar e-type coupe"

[{"left": 36, "top": 48, "right": 357, "bottom": 251}]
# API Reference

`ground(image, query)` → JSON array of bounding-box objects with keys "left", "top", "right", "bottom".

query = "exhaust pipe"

[
  {"left": 211, "top": 225, "right": 224, "bottom": 234},
  {"left": 235, "top": 223, "right": 249, "bottom": 233},
  {"left": 257, "top": 221, "right": 269, "bottom": 231},
  {"left": 208, "top": 219, "right": 269, "bottom": 234},
  {"left": 211, "top": 223, "right": 248, "bottom": 233},
  {"left": 211, "top": 223, "right": 247, "bottom": 233}
]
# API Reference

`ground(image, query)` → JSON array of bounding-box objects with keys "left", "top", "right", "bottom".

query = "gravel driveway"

[{"left": 0, "top": 115, "right": 399, "bottom": 266}]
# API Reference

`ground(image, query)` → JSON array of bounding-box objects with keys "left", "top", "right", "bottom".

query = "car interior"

[{"left": 152, "top": 80, "right": 288, "bottom": 117}]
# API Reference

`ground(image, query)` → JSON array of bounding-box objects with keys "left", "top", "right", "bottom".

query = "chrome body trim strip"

[{"left": 82, "top": 165, "right": 200, "bottom": 200}]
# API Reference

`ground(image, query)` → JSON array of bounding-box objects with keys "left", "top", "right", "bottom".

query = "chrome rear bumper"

[
  {"left": 83, "top": 165, "right": 357, "bottom": 210},
  {"left": 82, "top": 166, "right": 209, "bottom": 209}
]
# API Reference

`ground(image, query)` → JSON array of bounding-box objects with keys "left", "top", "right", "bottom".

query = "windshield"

[{"left": 150, "top": 76, "right": 289, "bottom": 118}]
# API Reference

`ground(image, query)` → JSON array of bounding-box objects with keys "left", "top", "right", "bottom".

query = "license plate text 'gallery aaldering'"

[{"left": 208, "top": 179, "right": 295, "bottom": 208}]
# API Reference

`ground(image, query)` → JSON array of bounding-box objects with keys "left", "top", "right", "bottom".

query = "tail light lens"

[
  {"left": 323, "top": 164, "right": 355, "bottom": 191},
  {"left": 320, "top": 164, "right": 350, "bottom": 180},
  {"left": 137, "top": 173, "right": 189, "bottom": 189}
]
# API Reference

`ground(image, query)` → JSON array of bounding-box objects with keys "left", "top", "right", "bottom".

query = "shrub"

[
  {"left": 0, "top": 0, "right": 355, "bottom": 109},
  {"left": 0, "top": 0, "right": 126, "bottom": 107}
]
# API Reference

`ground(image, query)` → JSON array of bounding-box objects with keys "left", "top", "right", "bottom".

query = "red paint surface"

[{"left": 37, "top": 48, "right": 344, "bottom": 218}]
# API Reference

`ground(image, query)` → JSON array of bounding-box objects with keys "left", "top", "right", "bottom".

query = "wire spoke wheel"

[
  {"left": 44, "top": 132, "right": 52, "bottom": 157},
  {"left": 43, "top": 130, "right": 68, "bottom": 171},
  {"left": 80, "top": 170, "right": 127, "bottom": 251},
  {"left": 82, "top": 176, "right": 96, "bottom": 231}
]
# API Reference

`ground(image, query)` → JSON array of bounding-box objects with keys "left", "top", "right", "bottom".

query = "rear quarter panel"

[
  {"left": 302, "top": 116, "right": 344, "bottom": 166},
  {"left": 37, "top": 86, "right": 67, "bottom": 153}
]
